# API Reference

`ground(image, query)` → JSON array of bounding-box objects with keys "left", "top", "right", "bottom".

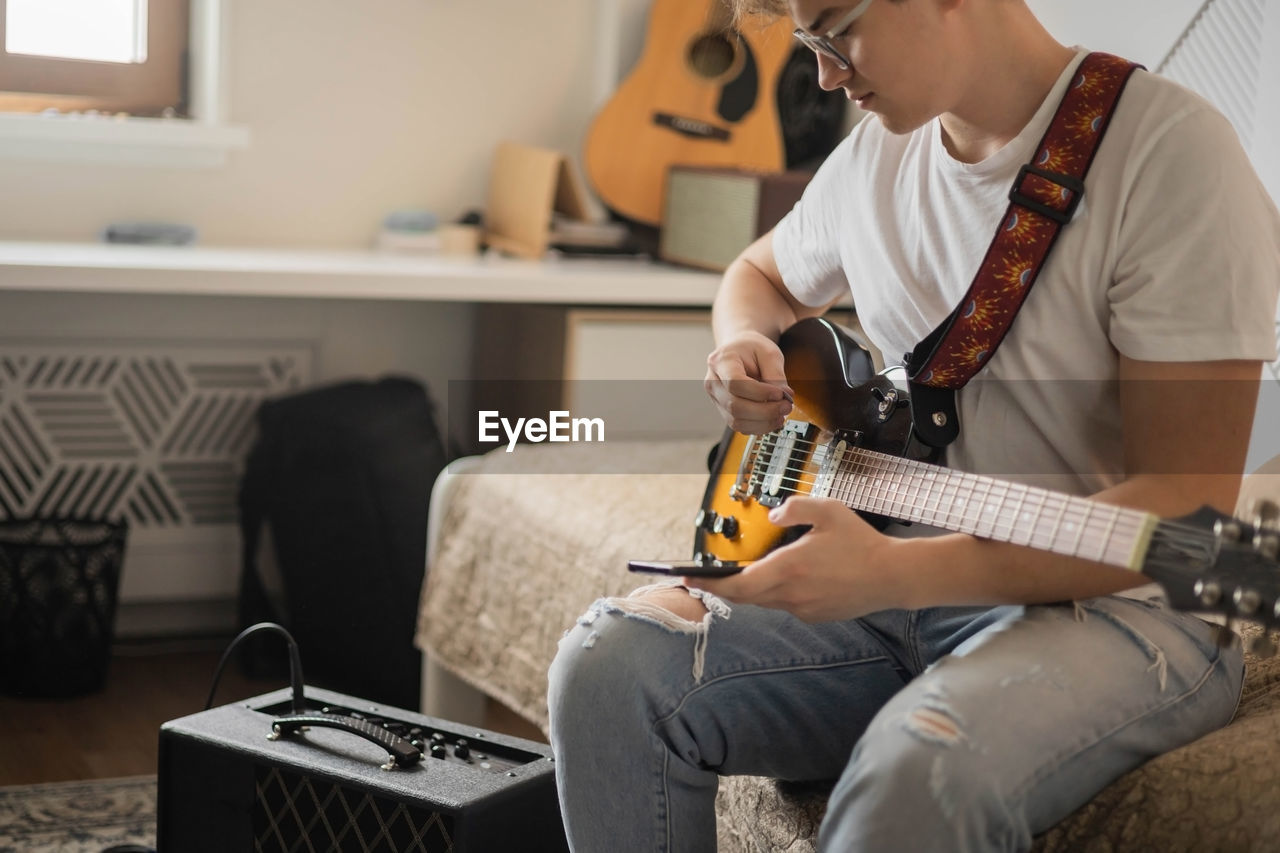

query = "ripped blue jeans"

[{"left": 546, "top": 584, "right": 1242, "bottom": 852}]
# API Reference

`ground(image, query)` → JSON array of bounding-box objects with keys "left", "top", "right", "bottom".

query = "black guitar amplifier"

[{"left": 157, "top": 686, "right": 567, "bottom": 852}]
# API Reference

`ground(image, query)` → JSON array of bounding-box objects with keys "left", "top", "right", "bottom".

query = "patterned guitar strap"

[{"left": 905, "top": 52, "right": 1143, "bottom": 448}]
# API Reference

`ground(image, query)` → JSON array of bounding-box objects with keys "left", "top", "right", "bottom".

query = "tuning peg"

[
  {"left": 1249, "top": 499, "right": 1280, "bottom": 532},
  {"left": 1248, "top": 633, "right": 1278, "bottom": 659},
  {"left": 1214, "top": 518, "right": 1245, "bottom": 542},
  {"left": 1254, "top": 531, "right": 1279, "bottom": 561},
  {"left": 1194, "top": 580, "right": 1222, "bottom": 607},
  {"left": 1233, "top": 587, "right": 1262, "bottom": 616}
]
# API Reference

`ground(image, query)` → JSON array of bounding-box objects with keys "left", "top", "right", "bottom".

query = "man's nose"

[{"left": 814, "top": 52, "right": 851, "bottom": 92}]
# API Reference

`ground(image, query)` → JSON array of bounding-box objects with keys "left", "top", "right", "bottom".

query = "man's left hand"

[{"left": 684, "top": 496, "right": 910, "bottom": 622}]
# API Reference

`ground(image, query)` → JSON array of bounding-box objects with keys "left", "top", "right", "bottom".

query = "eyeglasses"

[{"left": 792, "top": 0, "right": 874, "bottom": 71}]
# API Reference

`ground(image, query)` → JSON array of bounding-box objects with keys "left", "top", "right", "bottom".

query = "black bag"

[{"left": 237, "top": 376, "right": 448, "bottom": 709}]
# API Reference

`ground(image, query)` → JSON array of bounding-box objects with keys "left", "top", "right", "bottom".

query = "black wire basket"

[{"left": 0, "top": 517, "right": 129, "bottom": 698}]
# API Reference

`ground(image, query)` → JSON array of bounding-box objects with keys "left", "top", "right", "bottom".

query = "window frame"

[
  {"left": 0, "top": 0, "right": 190, "bottom": 116},
  {"left": 0, "top": 0, "right": 247, "bottom": 168}
]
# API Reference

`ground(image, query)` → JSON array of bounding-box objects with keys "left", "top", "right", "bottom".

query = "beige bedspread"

[
  {"left": 416, "top": 439, "right": 714, "bottom": 727},
  {"left": 416, "top": 440, "right": 1280, "bottom": 852}
]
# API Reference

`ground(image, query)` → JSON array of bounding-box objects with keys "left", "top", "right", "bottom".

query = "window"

[{"left": 0, "top": 0, "right": 188, "bottom": 117}]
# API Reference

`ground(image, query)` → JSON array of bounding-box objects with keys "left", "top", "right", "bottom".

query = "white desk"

[{"left": 0, "top": 241, "right": 721, "bottom": 305}]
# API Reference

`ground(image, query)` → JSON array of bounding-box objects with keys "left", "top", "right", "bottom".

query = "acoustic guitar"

[
  {"left": 584, "top": 0, "right": 796, "bottom": 226},
  {"left": 692, "top": 318, "right": 1280, "bottom": 640}
]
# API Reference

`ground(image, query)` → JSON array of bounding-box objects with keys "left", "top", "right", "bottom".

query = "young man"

[{"left": 548, "top": 0, "right": 1280, "bottom": 850}]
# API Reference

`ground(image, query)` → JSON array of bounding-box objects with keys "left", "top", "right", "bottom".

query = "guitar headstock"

[{"left": 1145, "top": 500, "right": 1280, "bottom": 656}]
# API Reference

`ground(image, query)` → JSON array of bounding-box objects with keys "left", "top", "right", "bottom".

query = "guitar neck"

[{"left": 828, "top": 447, "right": 1159, "bottom": 571}]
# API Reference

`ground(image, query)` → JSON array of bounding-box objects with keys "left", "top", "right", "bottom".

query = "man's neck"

[{"left": 938, "top": 11, "right": 1077, "bottom": 164}]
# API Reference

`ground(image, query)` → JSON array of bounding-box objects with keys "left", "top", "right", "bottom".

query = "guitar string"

[
  {"left": 742, "top": 438, "right": 1210, "bottom": 551},
  {"left": 746, "top": 427, "right": 1206, "bottom": 539},
  {"left": 740, "top": 432, "right": 1166, "bottom": 554},
  {"left": 752, "top": 449, "right": 1149, "bottom": 539}
]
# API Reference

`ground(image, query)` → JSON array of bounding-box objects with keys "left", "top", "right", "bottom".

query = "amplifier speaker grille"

[
  {"left": 659, "top": 167, "right": 812, "bottom": 272},
  {"left": 254, "top": 766, "right": 455, "bottom": 853}
]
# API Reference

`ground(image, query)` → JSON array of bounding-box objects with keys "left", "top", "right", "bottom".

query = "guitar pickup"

[{"left": 757, "top": 420, "right": 817, "bottom": 507}]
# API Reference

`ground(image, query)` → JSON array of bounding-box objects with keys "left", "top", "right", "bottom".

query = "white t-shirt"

[{"left": 775, "top": 50, "right": 1280, "bottom": 501}]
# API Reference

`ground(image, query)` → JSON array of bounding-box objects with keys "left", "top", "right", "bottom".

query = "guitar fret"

[
  {"left": 1007, "top": 484, "right": 1029, "bottom": 545},
  {"left": 843, "top": 447, "right": 859, "bottom": 505},
  {"left": 875, "top": 458, "right": 891, "bottom": 516},
  {"left": 975, "top": 478, "right": 995, "bottom": 539},
  {"left": 846, "top": 451, "right": 864, "bottom": 511},
  {"left": 930, "top": 468, "right": 950, "bottom": 529},
  {"left": 896, "top": 459, "right": 916, "bottom": 522},
  {"left": 1047, "top": 496, "right": 1070, "bottom": 554},
  {"left": 1027, "top": 490, "right": 1048, "bottom": 549},
  {"left": 857, "top": 453, "right": 874, "bottom": 514},
  {"left": 992, "top": 481, "right": 1012, "bottom": 542},
  {"left": 957, "top": 472, "right": 980, "bottom": 535},
  {"left": 922, "top": 468, "right": 942, "bottom": 527},
  {"left": 1069, "top": 500, "right": 1092, "bottom": 557},
  {"left": 882, "top": 459, "right": 897, "bottom": 516},
  {"left": 1096, "top": 506, "right": 1120, "bottom": 562},
  {"left": 895, "top": 458, "right": 912, "bottom": 520},
  {"left": 911, "top": 464, "right": 928, "bottom": 523}
]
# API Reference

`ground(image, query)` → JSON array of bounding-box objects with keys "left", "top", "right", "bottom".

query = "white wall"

[
  {"left": 1030, "top": 0, "right": 1280, "bottom": 473},
  {"left": 1029, "top": 0, "right": 1280, "bottom": 207},
  {"left": 1026, "top": 0, "right": 1206, "bottom": 67},
  {"left": 0, "top": 0, "right": 599, "bottom": 248}
]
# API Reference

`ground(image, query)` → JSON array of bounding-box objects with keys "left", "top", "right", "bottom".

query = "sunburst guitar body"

[{"left": 584, "top": 0, "right": 795, "bottom": 226}]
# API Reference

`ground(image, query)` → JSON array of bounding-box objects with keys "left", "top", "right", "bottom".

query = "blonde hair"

[{"left": 727, "top": 0, "right": 789, "bottom": 26}]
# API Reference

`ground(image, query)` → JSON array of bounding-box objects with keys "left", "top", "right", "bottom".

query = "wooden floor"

[
  {"left": 0, "top": 639, "right": 545, "bottom": 787},
  {"left": 0, "top": 641, "right": 281, "bottom": 786}
]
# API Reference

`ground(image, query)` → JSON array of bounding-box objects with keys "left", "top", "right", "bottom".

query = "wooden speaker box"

[{"left": 659, "top": 167, "right": 813, "bottom": 272}]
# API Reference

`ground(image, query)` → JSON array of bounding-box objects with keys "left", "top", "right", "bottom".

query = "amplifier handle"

[{"left": 269, "top": 713, "right": 423, "bottom": 770}]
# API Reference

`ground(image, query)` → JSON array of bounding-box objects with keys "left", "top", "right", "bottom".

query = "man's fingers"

[
  {"left": 768, "top": 496, "right": 845, "bottom": 528},
  {"left": 750, "top": 348, "right": 795, "bottom": 400}
]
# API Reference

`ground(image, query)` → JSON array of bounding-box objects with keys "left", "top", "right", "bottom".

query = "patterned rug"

[{"left": 0, "top": 775, "right": 156, "bottom": 853}]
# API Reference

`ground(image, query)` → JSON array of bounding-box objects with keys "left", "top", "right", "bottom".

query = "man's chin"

[{"left": 875, "top": 111, "right": 930, "bottom": 137}]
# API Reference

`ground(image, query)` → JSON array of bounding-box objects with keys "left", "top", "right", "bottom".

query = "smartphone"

[{"left": 627, "top": 559, "right": 748, "bottom": 578}]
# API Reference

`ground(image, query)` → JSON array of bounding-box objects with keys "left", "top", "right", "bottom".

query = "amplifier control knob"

[{"left": 453, "top": 738, "right": 471, "bottom": 760}]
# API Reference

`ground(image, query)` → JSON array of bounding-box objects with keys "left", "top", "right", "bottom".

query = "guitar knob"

[
  {"left": 1194, "top": 580, "right": 1222, "bottom": 607},
  {"left": 713, "top": 515, "right": 739, "bottom": 539},
  {"left": 1247, "top": 634, "right": 1277, "bottom": 659},
  {"left": 1232, "top": 587, "right": 1262, "bottom": 616}
]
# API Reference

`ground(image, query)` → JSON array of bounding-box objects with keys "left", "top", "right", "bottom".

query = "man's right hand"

[{"left": 704, "top": 330, "right": 795, "bottom": 434}]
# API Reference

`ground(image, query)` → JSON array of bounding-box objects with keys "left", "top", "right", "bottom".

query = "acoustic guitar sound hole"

[{"left": 688, "top": 33, "right": 738, "bottom": 78}]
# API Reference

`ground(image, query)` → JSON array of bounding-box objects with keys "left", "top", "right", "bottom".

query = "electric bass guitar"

[
  {"left": 693, "top": 318, "right": 1280, "bottom": 639},
  {"left": 583, "top": 0, "right": 795, "bottom": 226}
]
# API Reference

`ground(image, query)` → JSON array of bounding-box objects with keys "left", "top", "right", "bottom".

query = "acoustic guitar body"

[{"left": 584, "top": 0, "right": 796, "bottom": 225}]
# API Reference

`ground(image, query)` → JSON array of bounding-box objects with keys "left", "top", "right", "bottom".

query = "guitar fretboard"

[{"left": 823, "top": 447, "right": 1157, "bottom": 571}]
